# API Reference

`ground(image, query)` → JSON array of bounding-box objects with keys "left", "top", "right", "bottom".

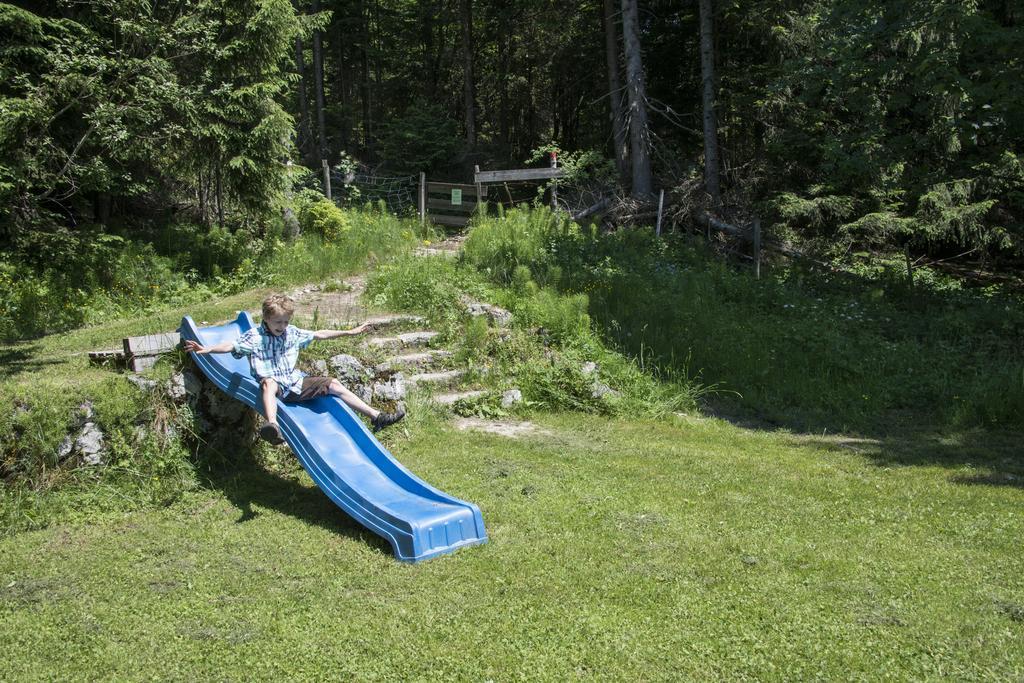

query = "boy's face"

[{"left": 263, "top": 313, "right": 292, "bottom": 336}]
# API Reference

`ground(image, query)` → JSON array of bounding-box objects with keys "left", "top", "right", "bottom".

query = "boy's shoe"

[
  {"left": 372, "top": 407, "right": 406, "bottom": 433},
  {"left": 259, "top": 422, "right": 285, "bottom": 445}
]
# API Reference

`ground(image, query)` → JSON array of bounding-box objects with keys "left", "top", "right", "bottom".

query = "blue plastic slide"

[{"left": 179, "top": 312, "right": 487, "bottom": 562}]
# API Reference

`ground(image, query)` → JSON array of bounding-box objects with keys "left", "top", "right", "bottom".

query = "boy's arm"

[
  {"left": 183, "top": 339, "right": 235, "bottom": 354},
  {"left": 312, "top": 322, "right": 371, "bottom": 340}
]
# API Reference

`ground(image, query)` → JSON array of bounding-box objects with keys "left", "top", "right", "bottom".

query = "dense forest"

[{"left": 2, "top": 0, "right": 1022, "bottom": 281}]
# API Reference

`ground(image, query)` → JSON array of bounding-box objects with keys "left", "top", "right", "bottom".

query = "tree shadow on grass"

[
  {"left": 701, "top": 397, "right": 1023, "bottom": 489},
  {"left": 0, "top": 343, "right": 63, "bottom": 381},
  {"left": 197, "top": 448, "right": 394, "bottom": 558}
]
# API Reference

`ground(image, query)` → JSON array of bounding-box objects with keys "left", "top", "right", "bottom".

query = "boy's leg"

[
  {"left": 261, "top": 378, "right": 280, "bottom": 423},
  {"left": 259, "top": 378, "right": 285, "bottom": 445},
  {"left": 327, "top": 379, "right": 378, "bottom": 419},
  {"left": 327, "top": 378, "right": 405, "bottom": 432}
]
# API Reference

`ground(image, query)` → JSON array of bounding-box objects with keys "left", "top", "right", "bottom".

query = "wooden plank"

[
  {"left": 88, "top": 349, "right": 125, "bottom": 367},
  {"left": 427, "top": 197, "right": 477, "bottom": 211},
  {"left": 124, "top": 332, "right": 180, "bottom": 357},
  {"left": 426, "top": 182, "right": 477, "bottom": 192},
  {"left": 426, "top": 191, "right": 480, "bottom": 203},
  {"left": 429, "top": 214, "right": 470, "bottom": 227},
  {"left": 474, "top": 167, "right": 565, "bottom": 184}
]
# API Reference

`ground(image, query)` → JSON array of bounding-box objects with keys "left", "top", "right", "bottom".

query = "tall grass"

[
  {"left": 367, "top": 251, "right": 706, "bottom": 418},
  {"left": 463, "top": 207, "right": 1024, "bottom": 432}
]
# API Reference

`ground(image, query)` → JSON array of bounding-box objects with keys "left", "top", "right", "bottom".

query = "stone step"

[
  {"left": 374, "top": 349, "right": 453, "bottom": 373},
  {"left": 358, "top": 313, "right": 426, "bottom": 329},
  {"left": 431, "top": 390, "right": 487, "bottom": 406},
  {"left": 415, "top": 247, "right": 459, "bottom": 258},
  {"left": 408, "top": 369, "right": 465, "bottom": 386},
  {"left": 365, "top": 331, "right": 439, "bottom": 350}
]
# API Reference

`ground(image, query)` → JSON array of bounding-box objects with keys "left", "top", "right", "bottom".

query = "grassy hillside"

[
  {"left": 2, "top": 207, "right": 1022, "bottom": 678},
  {"left": 2, "top": 412, "right": 1022, "bottom": 679}
]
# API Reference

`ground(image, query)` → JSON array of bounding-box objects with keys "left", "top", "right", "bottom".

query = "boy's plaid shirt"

[{"left": 232, "top": 323, "right": 315, "bottom": 396}]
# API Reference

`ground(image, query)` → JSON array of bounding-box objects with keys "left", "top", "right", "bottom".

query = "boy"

[{"left": 183, "top": 293, "right": 405, "bottom": 445}]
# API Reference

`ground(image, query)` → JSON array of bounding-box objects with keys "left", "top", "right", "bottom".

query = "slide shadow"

[{"left": 198, "top": 446, "right": 394, "bottom": 557}]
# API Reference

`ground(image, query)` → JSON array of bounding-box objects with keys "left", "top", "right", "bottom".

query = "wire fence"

[
  {"left": 331, "top": 170, "right": 419, "bottom": 215},
  {"left": 328, "top": 167, "right": 616, "bottom": 225}
]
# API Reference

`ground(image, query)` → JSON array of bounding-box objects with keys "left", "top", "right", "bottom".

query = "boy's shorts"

[{"left": 283, "top": 376, "right": 334, "bottom": 403}]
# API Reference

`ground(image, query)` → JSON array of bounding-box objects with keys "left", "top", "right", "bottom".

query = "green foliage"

[
  {"left": 0, "top": 0, "right": 300, "bottom": 238},
  {"left": 0, "top": 207, "right": 416, "bottom": 341},
  {"left": 376, "top": 103, "right": 460, "bottom": 174},
  {"left": 298, "top": 195, "right": 352, "bottom": 241},
  {"left": 752, "top": 0, "right": 1024, "bottom": 257}
]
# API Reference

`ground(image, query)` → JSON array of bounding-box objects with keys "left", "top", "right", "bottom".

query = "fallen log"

[{"left": 571, "top": 197, "right": 612, "bottom": 223}]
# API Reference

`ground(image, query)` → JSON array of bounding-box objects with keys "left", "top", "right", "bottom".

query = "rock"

[
  {"left": 329, "top": 353, "right": 369, "bottom": 382},
  {"left": 462, "top": 296, "right": 512, "bottom": 327},
  {"left": 591, "top": 382, "right": 621, "bottom": 400},
  {"left": 501, "top": 389, "right": 523, "bottom": 408},
  {"left": 373, "top": 373, "right": 407, "bottom": 401},
  {"left": 56, "top": 436, "right": 74, "bottom": 462},
  {"left": 76, "top": 422, "right": 105, "bottom": 466},
  {"left": 165, "top": 373, "right": 186, "bottom": 401},
  {"left": 182, "top": 369, "right": 202, "bottom": 397},
  {"left": 353, "top": 383, "right": 373, "bottom": 404},
  {"left": 309, "top": 359, "right": 329, "bottom": 376},
  {"left": 206, "top": 386, "right": 248, "bottom": 422},
  {"left": 581, "top": 361, "right": 598, "bottom": 376}
]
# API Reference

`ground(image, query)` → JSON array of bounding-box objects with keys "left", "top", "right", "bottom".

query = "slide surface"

[{"left": 180, "top": 312, "right": 487, "bottom": 562}]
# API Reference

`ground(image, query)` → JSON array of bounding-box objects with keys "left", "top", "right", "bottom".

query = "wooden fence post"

[
  {"left": 322, "top": 159, "right": 332, "bottom": 201},
  {"left": 474, "top": 165, "right": 484, "bottom": 216},
  {"left": 550, "top": 152, "right": 558, "bottom": 212},
  {"left": 419, "top": 172, "right": 426, "bottom": 227}
]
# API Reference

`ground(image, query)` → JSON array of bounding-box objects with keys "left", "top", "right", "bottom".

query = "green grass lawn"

[{"left": 2, "top": 412, "right": 1021, "bottom": 680}]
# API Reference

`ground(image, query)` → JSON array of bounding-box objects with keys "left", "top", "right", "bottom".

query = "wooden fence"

[
  {"left": 418, "top": 174, "right": 486, "bottom": 228},
  {"left": 418, "top": 162, "right": 565, "bottom": 228}
]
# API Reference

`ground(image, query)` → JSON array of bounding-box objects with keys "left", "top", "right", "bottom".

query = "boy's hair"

[{"left": 262, "top": 293, "right": 296, "bottom": 318}]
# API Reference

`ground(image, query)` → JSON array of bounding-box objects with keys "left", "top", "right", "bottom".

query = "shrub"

[{"left": 299, "top": 196, "right": 352, "bottom": 241}]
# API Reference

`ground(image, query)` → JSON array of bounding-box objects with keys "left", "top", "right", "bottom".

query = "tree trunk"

[
  {"left": 295, "top": 37, "right": 312, "bottom": 162},
  {"left": 372, "top": 0, "right": 384, "bottom": 126},
  {"left": 603, "top": 0, "right": 629, "bottom": 185},
  {"left": 335, "top": 22, "right": 350, "bottom": 152},
  {"left": 460, "top": 0, "right": 476, "bottom": 146},
  {"left": 698, "top": 0, "right": 722, "bottom": 208},
  {"left": 620, "top": 0, "right": 652, "bottom": 198},
  {"left": 358, "top": 0, "right": 373, "bottom": 157},
  {"left": 499, "top": 27, "right": 512, "bottom": 154},
  {"left": 215, "top": 162, "right": 224, "bottom": 229},
  {"left": 312, "top": 0, "right": 328, "bottom": 161}
]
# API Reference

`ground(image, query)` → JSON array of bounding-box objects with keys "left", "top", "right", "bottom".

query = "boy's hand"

[
  {"left": 183, "top": 340, "right": 206, "bottom": 354},
  {"left": 349, "top": 322, "right": 371, "bottom": 335}
]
